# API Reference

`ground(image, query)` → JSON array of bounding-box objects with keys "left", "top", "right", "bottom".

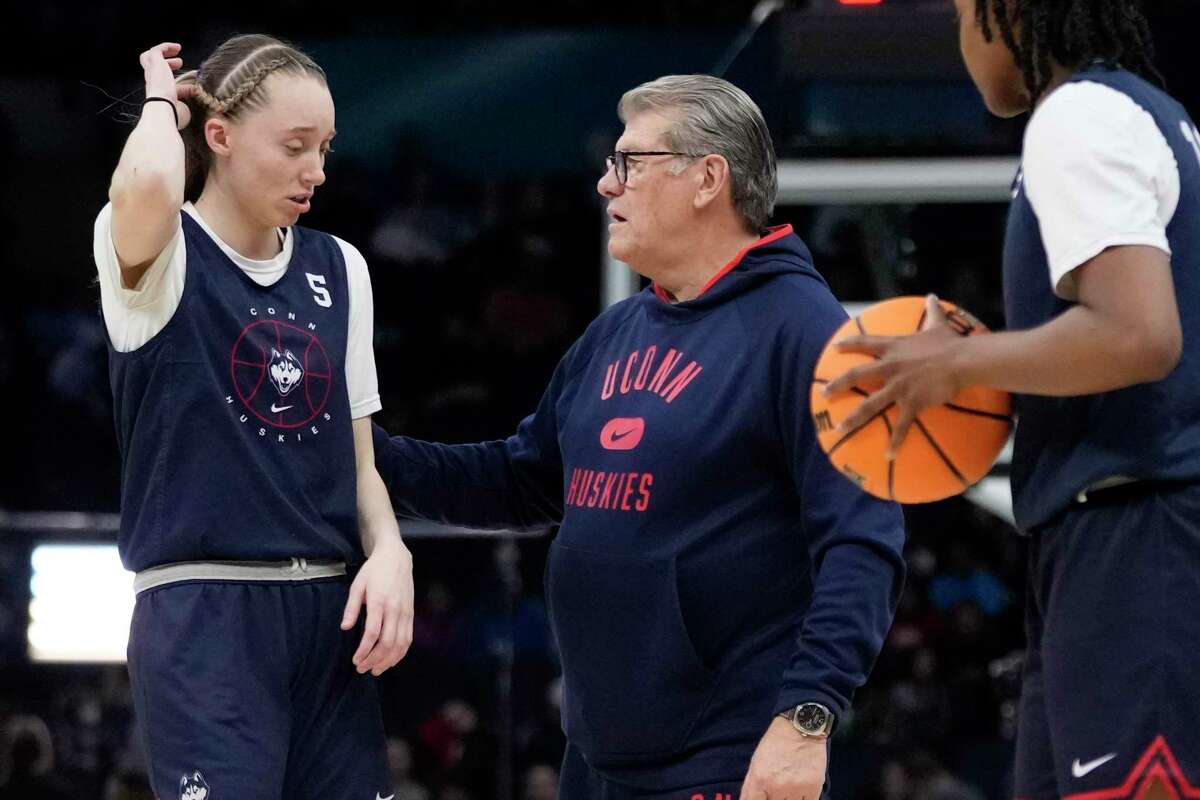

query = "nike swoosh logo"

[
  {"left": 270, "top": 403, "right": 293, "bottom": 413},
  {"left": 1072, "top": 753, "right": 1117, "bottom": 778},
  {"left": 376, "top": 794, "right": 395, "bottom": 800},
  {"left": 599, "top": 417, "right": 645, "bottom": 451}
]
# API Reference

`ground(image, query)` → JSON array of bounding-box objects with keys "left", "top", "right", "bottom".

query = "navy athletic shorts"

[
  {"left": 1014, "top": 482, "right": 1200, "bottom": 799},
  {"left": 127, "top": 570, "right": 392, "bottom": 800}
]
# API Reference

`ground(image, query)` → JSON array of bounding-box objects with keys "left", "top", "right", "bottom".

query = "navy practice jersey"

[
  {"left": 1004, "top": 64, "right": 1200, "bottom": 532},
  {"left": 106, "top": 212, "right": 362, "bottom": 571}
]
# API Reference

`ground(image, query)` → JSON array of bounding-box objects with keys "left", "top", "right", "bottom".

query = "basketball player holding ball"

[
  {"left": 93, "top": 36, "right": 411, "bottom": 799},
  {"left": 825, "top": 2, "right": 1200, "bottom": 795}
]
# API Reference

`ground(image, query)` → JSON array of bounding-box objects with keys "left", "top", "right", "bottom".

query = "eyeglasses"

[{"left": 604, "top": 150, "right": 701, "bottom": 185}]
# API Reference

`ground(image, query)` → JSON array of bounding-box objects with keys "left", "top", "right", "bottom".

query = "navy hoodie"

[{"left": 374, "top": 226, "right": 906, "bottom": 789}]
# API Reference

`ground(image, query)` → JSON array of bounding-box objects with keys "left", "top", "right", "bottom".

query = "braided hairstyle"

[
  {"left": 974, "top": 0, "right": 1163, "bottom": 102},
  {"left": 175, "top": 34, "right": 327, "bottom": 201}
]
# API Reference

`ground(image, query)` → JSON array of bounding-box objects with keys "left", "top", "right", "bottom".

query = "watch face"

[{"left": 797, "top": 704, "right": 828, "bottom": 732}]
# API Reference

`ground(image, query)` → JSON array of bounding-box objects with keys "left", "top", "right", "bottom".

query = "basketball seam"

[
  {"left": 912, "top": 417, "right": 969, "bottom": 488},
  {"left": 940, "top": 402, "right": 1013, "bottom": 424},
  {"left": 852, "top": 314, "right": 883, "bottom": 361},
  {"left": 826, "top": 394, "right": 896, "bottom": 499},
  {"left": 826, "top": 404, "right": 888, "bottom": 457},
  {"left": 878, "top": 411, "right": 895, "bottom": 501},
  {"left": 824, "top": 386, "right": 874, "bottom": 456}
]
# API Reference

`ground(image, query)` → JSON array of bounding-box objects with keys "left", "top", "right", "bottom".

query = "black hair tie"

[{"left": 141, "top": 96, "right": 179, "bottom": 128}]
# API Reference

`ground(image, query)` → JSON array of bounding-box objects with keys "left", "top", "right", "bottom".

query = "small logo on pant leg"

[
  {"left": 1071, "top": 752, "right": 1117, "bottom": 778},
  {"left": 180, "top": 771, "right": 210, "bottom": 800}
]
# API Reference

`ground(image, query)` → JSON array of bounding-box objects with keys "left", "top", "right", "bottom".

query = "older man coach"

[{"left": 373, "top": 75, "right": 906, "bottom": 799}]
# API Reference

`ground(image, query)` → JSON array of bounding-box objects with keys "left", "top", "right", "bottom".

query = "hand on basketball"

[
  {"left": 139, "top": 42, "right": 195, "bottom": 129},
  {"left": 341, "top": 537, "right": 415, "bottom": 676},
  {"left": 739, "top": 716, "right": 828, "bottom": 800},
  {"left": 823, "top": 294, "right": 965, "bottom": 460}
]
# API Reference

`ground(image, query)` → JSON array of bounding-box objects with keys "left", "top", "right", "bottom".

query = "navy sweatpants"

[
  {"left": 127, "top": 576, "right": 392, "bottom": 800},
  {"left": 1014, "top": 482, "right": 1200, "bottom": 799},
  {"left": 558, "top": 742, "right": 833, "bottom": 800},
  {"left": 558, "top": 744, "right": 744, "bottom": 800}
]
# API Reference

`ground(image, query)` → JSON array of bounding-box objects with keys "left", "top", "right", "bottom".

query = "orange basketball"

[{"left": 809, "top": 296, "right": 1013, "bottom": 503}]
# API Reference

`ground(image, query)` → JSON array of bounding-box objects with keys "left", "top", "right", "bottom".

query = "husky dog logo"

[
  {"left": 179, "top": 771, "right": 210, "bottom": 800},
  {"left": 231, "top": 319, "right": 332, "bottom": 430},
  {"left": 268, "top": 347, "right": 305, "bottom": 396}
]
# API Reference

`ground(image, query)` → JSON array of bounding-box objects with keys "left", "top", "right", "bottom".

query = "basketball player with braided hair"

[
  {"left": 93, "top": 35, "right": 410, "bottom": 799},
  {"left": 825, "top": 0, "right": 1200, "bottom": 796}
]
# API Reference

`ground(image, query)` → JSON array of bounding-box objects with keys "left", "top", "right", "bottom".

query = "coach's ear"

[{"left": 692, "top": 153, "right": 732, "bottom": 212}]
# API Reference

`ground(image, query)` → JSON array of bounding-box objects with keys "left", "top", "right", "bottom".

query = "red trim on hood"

[{"left": 652, "top": 224, "right": 795, "bottom": 303}]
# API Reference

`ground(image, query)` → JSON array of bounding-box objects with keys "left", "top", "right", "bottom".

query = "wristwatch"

[{"left": 780, "top": 702, "right": 835, "bottom": 738}]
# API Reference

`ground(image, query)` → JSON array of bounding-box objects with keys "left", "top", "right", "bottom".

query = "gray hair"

[{"left": 618, "top": 74, "right": 777, "bottom": 232}]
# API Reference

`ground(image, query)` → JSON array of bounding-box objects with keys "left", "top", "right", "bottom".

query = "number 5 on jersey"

[{"left": 306, "top": 273, "right": 332, "bottom": 308}]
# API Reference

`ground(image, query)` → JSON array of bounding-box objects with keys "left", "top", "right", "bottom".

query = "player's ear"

[{"left": 205, "top": 117, "right": 233, "bottom": 157}]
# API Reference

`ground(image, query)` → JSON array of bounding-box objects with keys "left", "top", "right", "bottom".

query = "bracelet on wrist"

[{"left": 141, "top": 96, "right": 179, "bottom": 128}]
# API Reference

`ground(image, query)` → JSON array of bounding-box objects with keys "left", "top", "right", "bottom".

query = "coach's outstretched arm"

[{"left": 372, "top": 344, "right": 579, "bottom": 532}]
